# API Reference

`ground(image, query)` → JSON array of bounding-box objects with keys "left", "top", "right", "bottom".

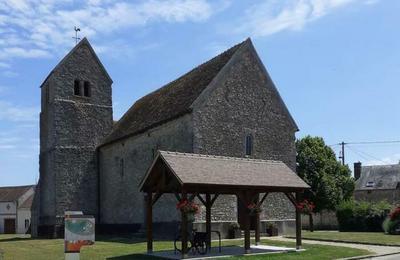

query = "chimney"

[{"left": 354, "top": 162, "right": 362, "bottom": 180}]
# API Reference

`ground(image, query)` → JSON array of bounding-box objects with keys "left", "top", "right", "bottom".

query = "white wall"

[
  {"left": 17, "top": 208, "right": 31, "bottom": 234},
  {"left": 0, "top": 201, "right": 17, "bottom": 233}
]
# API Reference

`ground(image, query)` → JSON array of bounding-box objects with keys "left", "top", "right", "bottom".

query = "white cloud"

[
  {"left": 364, "top": 153, "right": 400, "bottom": 166},
  {"left": 235, "top": 0, "right": 363, "bottom": 37},
  {"left": 0, "top": 0, "right": 219, "bottom": 66},
  {"left": 0, "top": 101, "right": 39, "bottom": 122}
]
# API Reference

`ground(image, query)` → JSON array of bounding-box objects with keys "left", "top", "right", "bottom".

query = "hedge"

[{"left": 336, "top": 200, "right": 391, "bottom": 232}]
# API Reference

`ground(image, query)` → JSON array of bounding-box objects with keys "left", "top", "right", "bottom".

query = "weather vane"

[{"left": 73, "top": 26, "right": 81, "bottom": 45}]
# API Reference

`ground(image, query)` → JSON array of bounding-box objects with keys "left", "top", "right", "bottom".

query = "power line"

[
  {"left": 333, "top": 140, "right": 400, "bottom": 146},
  {"left": 346, "top": 145, "right": 387, "bottom": 164}
]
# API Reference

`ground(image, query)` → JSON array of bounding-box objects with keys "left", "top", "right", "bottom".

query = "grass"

[
  {"left": 0, "top": 234, "right": 371, "bottom": 260},
  {"left": 296, "top": 231, "right": 400, "bottom": 246}
]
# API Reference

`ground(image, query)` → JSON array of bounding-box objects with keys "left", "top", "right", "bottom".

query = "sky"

[{"left": 0, "top": 0, "right": 399, "bottom": 186}]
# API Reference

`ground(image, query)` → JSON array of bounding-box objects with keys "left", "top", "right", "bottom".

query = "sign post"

[{"left": 64, "top": 211, "right": 95, "bottom": 260}]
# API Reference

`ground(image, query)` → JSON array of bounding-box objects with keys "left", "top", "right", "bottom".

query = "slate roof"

[
  {"left": 102, "top": 39, "right": 247, "bottom": 146},
  {"left": 0, "top": 185, "right": 34, "bottom": 202},
  {"left": 140, "top": 151, "right": 310, "bottom": 191},
  {"left": 355, "top": 164, "right": 400, "bottom": 190}
]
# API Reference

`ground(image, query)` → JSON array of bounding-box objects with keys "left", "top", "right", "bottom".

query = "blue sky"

[{"left": 0, "top": 0, "right": 399, "bottom": 186}]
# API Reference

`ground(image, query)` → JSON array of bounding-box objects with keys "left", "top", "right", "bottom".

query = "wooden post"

[
  {"left": 239, "top": 192, "right": 251, "bottom": 254},
  {"left": 181, "top": 191, "right": 188, "bottom": 258},
  {"left": 205, "top": 193, "right": 211, "bottom": 252},
  {"left": 255, "top": 212, "right": 260, "bottom": 245},
  {"left": 146, "top": 192, "right": 153, "bottom": 253},
  {"left": 295, "top": 192, "right": 302, "bottom": 250},
  {"left": 255, "top": 194, "right": 260, "bottom": 245}
]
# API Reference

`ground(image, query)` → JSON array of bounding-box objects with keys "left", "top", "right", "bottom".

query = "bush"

[
  {"left": 383, "top": 207, "right": 400, "bottom": 235},
  {"left": 336, "top": 200, "right": 391, "bottom": 232}
]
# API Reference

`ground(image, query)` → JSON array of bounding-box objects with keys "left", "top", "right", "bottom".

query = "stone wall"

[
  {"left": 37, "top": 40, "right": 113, "bottom": 236},
  {"left": 99, "top": 114, "right": 193, "bottom": 225},
  {"left": 192, "top": 41, "right": 297, "bottom": 222}
]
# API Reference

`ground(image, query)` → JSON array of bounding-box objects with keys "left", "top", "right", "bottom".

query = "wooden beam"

[
  {"left": 181, "top": 191, "right": 188, "bottom": 258},
  {"left": 196, "top": 194, "right": 206, "bottom": 206},
  {"left": 210, "top": 194, "right": 219, "bottom": 206},
  {"left": 205, "top": 193, "right": 211, "bottom": 252},
  {"left": 254, "top": 194, "right": 260, "bottom": 245},
  {"left": 152, "top": 191, "right": 163, "bottom": 206},
  {"left": 295, "top": 192, "right": 302, "bottom": 250},
  {"left": 284, "top": 192, "right": 297, "bottom": 207},
  {"left": 256, "top": 192, "right": 269, "bottom": 208},
  {"left": 146, "top": 192, "right": 153, "bottom": 253},
  {"left": 188, "top": 193, "right": 197, "bottom": 202}
]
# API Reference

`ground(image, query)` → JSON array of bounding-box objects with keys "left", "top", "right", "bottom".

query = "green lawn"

[
  {"left": 0, "top": 234, "right": 370, "bottom": 260},
  {"left": 296, "top": 231, "right": 400, "bottom": 246}
]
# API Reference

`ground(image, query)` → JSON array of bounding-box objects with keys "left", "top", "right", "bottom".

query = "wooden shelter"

[{"left": 140, "top": 151, "right": 310, "bottom": 259}]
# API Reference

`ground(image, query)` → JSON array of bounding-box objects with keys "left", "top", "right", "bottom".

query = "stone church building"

[{"left": 32, "top": 37, "right": 298, "bottom": 237}]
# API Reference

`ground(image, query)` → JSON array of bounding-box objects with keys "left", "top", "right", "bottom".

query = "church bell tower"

[{"left": 35, "top": 38, "right": 113, "bottom": 237}]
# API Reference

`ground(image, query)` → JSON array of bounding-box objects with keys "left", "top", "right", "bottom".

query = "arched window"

[{"left": 245, "top": 134, "right": 253, "bottom": 156}]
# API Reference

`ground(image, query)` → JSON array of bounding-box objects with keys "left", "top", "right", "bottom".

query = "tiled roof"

[
  {"left": 19, "top": 193, "right": 34, "bottom": 209},
  {"left": 0, "top": 185, "right": 34, "bottom": 202},
  {"left": 102, "top": 39, "right": 247, "bottom": 146},
  {"left": 140, "top": 151, "right": 309, "bottom": 191},
  {"left": 355, "top": 164, "right": 400, "bottom": 190}
]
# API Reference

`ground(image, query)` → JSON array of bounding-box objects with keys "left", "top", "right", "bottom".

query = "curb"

[{"left": 285, "top": 237, "right": 400, "bottom": 247}]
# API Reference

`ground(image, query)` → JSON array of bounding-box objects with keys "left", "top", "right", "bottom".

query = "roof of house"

[
  {"left": 101, "top": 39, "right": 247, "bottom": 146},
  {"left": 355, "top": 164, "right": 400, "bottom": 190},
  {"left": 0, "top": 185, "right": 34, "bottom": 202},
  {"left": 19, "top": 193, "right": 34, "bottom": 209},
  {"left": 140, "top": 151, "right": 310, "bottom": 192}
]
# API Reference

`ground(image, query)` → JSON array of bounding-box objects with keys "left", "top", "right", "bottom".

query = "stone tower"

[{"left": 36, "top": 38, "right": 113, "bottom": 237}]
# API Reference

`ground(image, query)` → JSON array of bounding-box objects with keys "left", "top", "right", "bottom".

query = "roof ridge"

[
  {"left": 0, "top": 184, "right": 35, "bottom": 189},
  {"left": 159, "top": 150, "right": 282, "bottom": 164}
]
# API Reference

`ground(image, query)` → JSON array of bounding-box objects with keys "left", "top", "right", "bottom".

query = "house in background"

[
  {"left": 354, "top": 162, "right": 400, "bottom": 205},
  {"left": 0, "top": 185, "right": 35, "bottom": 234}
]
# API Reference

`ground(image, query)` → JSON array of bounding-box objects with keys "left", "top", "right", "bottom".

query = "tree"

[{"left": 296, "top": 136, "right": 355, "bottom": 231}]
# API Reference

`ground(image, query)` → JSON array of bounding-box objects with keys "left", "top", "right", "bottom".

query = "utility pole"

[{"left": 338, "top": 141, "right": 346, "bottom": 165}]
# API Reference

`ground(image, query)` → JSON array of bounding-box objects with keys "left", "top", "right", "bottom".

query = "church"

[{"left": 32, "top": 37, "right": 299, "bottom": 238}]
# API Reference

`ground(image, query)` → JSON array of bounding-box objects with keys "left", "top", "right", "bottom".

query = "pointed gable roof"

[
  {"left": 0, "top": 185, "right": 34, "bottom": 202},
  {"left": 101, "top": 39, "right": 247, "bottom": 146},
  {"left": 40, "top": 38, "right": 112, "bottom": 88}
]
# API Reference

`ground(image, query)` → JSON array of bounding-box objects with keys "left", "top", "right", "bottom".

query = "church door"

[{"left": 4, "top": 218, "right": 16, "bottom": 234}]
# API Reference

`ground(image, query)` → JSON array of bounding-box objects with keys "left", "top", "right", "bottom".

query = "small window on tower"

[
  {"left": 245, "top": 134, "right": 253, "bottom": 156},
  {"left": 84, "top": 81, "right": 91, "bottom": 97},
  {"left": 74, "top": 79, "right": 80, "bottom": 96}
]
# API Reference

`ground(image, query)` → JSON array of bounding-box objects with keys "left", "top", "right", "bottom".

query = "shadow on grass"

[
  {"left": 0, "top": 236, "right": 34, "bottom": 243},
  {"left": 107, "top": 254, "right": 165, "bottom": 259}
]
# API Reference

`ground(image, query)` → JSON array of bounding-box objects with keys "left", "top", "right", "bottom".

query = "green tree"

[{"left": 296, "top": 136, "right": 355, "bottom": 231}]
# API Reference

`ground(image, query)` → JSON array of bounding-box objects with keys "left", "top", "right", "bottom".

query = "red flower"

[{"left": 389, "top": 207, "right": 400, "bottom": 221}]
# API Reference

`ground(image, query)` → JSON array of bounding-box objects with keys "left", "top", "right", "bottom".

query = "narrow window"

[
  {"left": 120, "top": 158, "right": 124, "bottom": 178},
  {"left": 74, "top": 80, "right": 80, "bottom": 96},
  {"left": 83, "top": 81, "right": 91, "bottom": 97},
  {"left": 25, "top": 219, "right": 30, "bottom": 229},
  {"left": 245, "top": 134, "right": 253, "bottom": 156}
]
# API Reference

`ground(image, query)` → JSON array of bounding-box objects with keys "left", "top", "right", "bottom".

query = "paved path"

[{"left": 267, "top": 236, "right": 400, "bottom": 256}]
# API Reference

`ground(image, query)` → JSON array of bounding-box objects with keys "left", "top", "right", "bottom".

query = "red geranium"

[
  {"left": 176, "top": 199, "right": 200, "bottom": 214},
  {"left": 296, "top": 200, "right": 315, "bottom": 214},
  {"left": 389, "top": 207, "right": 400, "bottom": 221}
]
